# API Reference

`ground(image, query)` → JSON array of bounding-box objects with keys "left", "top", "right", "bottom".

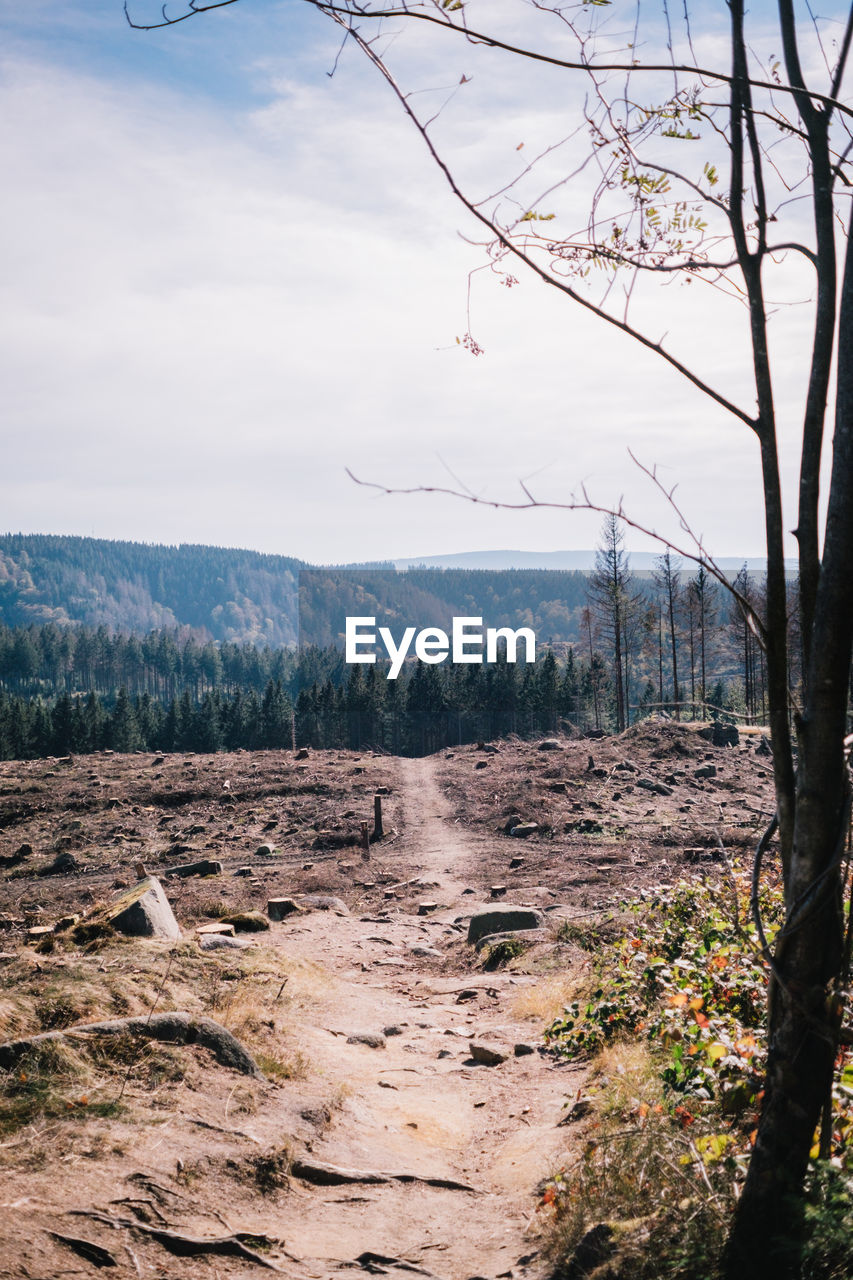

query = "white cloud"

[{"left": 0, "top": 5, "right": 838, "bottom": 564}]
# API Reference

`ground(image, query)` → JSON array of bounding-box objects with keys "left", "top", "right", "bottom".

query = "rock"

[
  {"left": 538, "top": 739, "right": 563, "bottom": 751},
  {"left": 346, "top": 1033, "right": 387, "bottom": 1049},
  {"left": 383, "top": 1025, "right": 405, "bottom": 1037},
  {"left": 101, "top": 876, "right": 181, "bottom": 941},
  {"left": 267, "top": 897, "right": 303, "bottom": 921},
  {"left": 700, "top": 722, "right": 740, "bottom": 747},
  {"left": 221, "top": 910, "right": 270, "bottom": 933},
  {"left": 196, "top": 922, "right": 236, "bottom": 936},
  {"left": 509, "top": 823, "right": 539, "bottom": 838},
  {"left": 469, "top": 1041, "right": 508, "bottom": 1066},
  {"left": 199, "top": 934, "right": 250, "bottom": 951},
  {"left": 0, "top": 844, "right": 32, "bottom": 870},
  {"left": 474, "top": 928, "right": 548, "bottom": 953},
  {"left": 164, "top": 859, "right": 223, "bottom": 879},
  {"left": 475, "top": 760, "right": 489, "bottom": 770},
  {"left": 300, "top": 895, "right": 350, "bottom": 915},
  {"left": 36, "top": 851, "right": 79, "bottom": 876},
  {"left": 683, "top": 847, "right": 722, "bottom": 864},
  {"left": 636, "top": 778, "right": 673, "bottom": 796},
  {"left": 467, "top": 907, "right": 544, "bottom": 944},
  {"left": 694, "top": 763, "right": 718, "bottom": 779},
  {"left": 255, "top": 843, "right": 276, "bottom": 857},
  {"left": 564, "top": 1096, "right": 595, "bottom": 1121}
]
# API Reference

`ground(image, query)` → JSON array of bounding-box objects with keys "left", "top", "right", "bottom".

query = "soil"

[{"left": 0, "top": 722, "right": 775, "bottom": 1280}]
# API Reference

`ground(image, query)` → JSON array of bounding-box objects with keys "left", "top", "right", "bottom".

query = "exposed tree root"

[
  {"left": 290, "top": 1157, "right": 476, "bottom": 1192},
  {"left": 68, "top": 1209, "right": 283, "bottom": 1270},
  {"left": 0, "top": 1011, "right": 261, "bottom": 1076}
]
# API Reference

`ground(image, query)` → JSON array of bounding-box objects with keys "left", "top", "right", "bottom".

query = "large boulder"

[
  {"left": 102, "top": 876, "right": 181, "bottom": 941},
  {"left": 467, "top": 906, "right": 545, "bottom": 944}
]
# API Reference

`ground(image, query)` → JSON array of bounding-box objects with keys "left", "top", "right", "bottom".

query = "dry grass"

[
  {"left": 510, "top": 974, "right": 581, "bottom": 1024},
  {"left": 541, "top": 1041, "right": 731, "bottom": 1280},
  {"left": 0, "top": 931, "right": 317, "bottom": 1139}
]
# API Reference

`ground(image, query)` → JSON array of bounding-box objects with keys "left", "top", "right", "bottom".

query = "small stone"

[
  {"left": 346, "top": 1033, "right": 387, "bottom": 1049},
  {"left": 300, "top": 895, "right": 350, "bottom": 915},
  {"left": 564, "top": 1097, "right": 595, "bottom": 1121},
  {"left": 469, "top": 1041, "right": 508, "bottom": 1066},
  {"left": 199, "top": 934, "right": 250, "bottom": 951},
  {"left": 383, "top": 1025, "right": 405, "bottom": 1037},
  {"left": 221, "top": 910, "right": 270, "bottom": 932},
  {"left": 636, "top": 778, "right": 674, "bottom": 796},
  {"left": 267, "top": 897, "right": 303, "bottom": 921}
]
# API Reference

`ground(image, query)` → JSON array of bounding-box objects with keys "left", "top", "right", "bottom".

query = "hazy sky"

[{"left": 1, "top": 1, "right": 848, "bottom": 564}]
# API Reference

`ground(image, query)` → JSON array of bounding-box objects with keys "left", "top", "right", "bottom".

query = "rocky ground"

[{"left": 0, "top": 722, "right": 775, "bottom": 1280}]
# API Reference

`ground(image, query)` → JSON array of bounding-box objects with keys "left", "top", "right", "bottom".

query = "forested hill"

[
  {"left": 0, "top": 535, "right": 594, "bottom": 648},
  {"left": 0, "top": 534, "right": 304, "bottom": 646}
]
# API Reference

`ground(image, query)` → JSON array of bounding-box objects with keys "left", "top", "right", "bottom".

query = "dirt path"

[
  {"left": 270, "top": 756, "right": 583, "bottom": 1280},
  {"left": 0, "top": 753, "right": 589, "bottom": 1280}
]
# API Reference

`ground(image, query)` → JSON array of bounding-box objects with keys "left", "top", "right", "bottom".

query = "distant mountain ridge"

[{"left": 392, "top": 549, "right": 786, "bottom": 572}]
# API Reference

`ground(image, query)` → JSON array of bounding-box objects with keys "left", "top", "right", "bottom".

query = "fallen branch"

[
  {"left": 0, "top": 1012, "right": 261, "bottom": 1077},
  {"left": 68, "top": 1210, "right": 283, "bottom": 1270}
]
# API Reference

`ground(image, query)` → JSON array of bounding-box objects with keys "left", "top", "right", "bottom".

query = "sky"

[{"left": 1, "top": 0, "right": 849, "bottom": 565}]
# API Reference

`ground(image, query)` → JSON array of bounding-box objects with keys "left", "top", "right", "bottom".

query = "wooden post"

[{"left": 372, "top": 794, "right": 384, "bottom": 841}]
